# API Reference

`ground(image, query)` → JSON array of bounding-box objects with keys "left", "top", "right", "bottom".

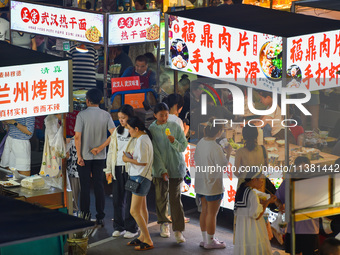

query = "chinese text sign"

[
  {"left": 108, "top": 11, "right": 160, "bottom": 45},
  {"left": 0, "top": 60, "right": 70, "bottom": 120},
  {"left": 11, "top": 1, "right": 104, "bottom": 44}
]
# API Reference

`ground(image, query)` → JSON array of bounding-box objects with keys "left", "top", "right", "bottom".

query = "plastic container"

[{"left": 67, "top": 237, "right": 89, "bottom": 255}]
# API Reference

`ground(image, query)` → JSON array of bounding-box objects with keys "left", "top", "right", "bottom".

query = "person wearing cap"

[{"left": 234, "top": 170, "right": 277, "bottom": 254}]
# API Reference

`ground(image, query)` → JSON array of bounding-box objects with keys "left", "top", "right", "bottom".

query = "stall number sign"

[
  {"left": 108, "top": 11, "right": 160, "bottom": 46},
  {"left": 111, "top": 76, "right": 141, "bottom": 93},
  {"left": 287, "top": 29, "right": 340, "bottom": 91},
  {"left": 124, "top": 93, "right": 144, "bottom": 109},
  {"left": 0, "top": 60, "right": 69, "bottom": 120},
  {"left": 166, "top": 15, "right": 285, "bottom": 92},
  {"left": 11, "top": 0, "right": 104, "bottom": 44}
]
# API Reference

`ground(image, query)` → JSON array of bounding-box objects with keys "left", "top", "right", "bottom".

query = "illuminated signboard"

[
  {"left": 166, "top": 15, "right": 283, "bottom": 92},
  {"left": 286, "top": 30, "right": 340, "bottom": 91},
  {"left": 11, "top": 1, "right": 104, "bottom": 45},
  {"left": 108, "top": 11, "right": 160, "bottom": 46},
  {"left": 0, "top": 60, "right": 70, "bottom": 120}
]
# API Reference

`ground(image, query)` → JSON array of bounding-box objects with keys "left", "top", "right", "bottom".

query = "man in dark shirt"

[{"left": 109, "top": 46, "right": 133, "bottom": 77}]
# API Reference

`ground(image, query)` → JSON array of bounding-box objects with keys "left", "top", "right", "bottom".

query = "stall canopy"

[
  {"left": 166, "top": 4, "right": 340, "bottom": 92},
  {"left": 0, "top": 41, "right": 64, "bottom": 67}
]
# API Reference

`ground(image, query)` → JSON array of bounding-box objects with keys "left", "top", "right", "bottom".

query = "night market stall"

[
  {"left": 165, "top": 4, "right": 340, "bottom": 253},
  {"left": 0, "top": 41, "right": 95, "bottom": 255}
]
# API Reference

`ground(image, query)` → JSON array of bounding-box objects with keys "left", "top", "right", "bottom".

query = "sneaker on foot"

[
  {"left": 199, "top": 241, "right": 205, "bottom": 247},
  {"left": 112, "top": 230, "right": 126, "bottom": 237},
  {"left": 204, "top": 239, "right": 226, "bottom": 249},
  {"left": 160, "top": 223, "right": 170, "bottom": 238},
  {"left": 124, "top": 231, "right": 138, "bottom": 239},
  {"left": 174, "top": 231, "right": 186, "bottom": 243}
]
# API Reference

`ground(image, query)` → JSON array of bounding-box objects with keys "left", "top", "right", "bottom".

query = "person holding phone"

[
  {"left": 122, "top": 116, "right": 154, "bottom": 251},
  {"left": 102, "top": 105, "right": 138, "bottom": 238}
]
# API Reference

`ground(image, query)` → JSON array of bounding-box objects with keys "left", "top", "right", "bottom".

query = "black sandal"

[
  {"left": 135, "top": 242, "right": 154, "bottom": 251},
  {"left": 127, "top": 238, "right": 142, "bottom": 246}
]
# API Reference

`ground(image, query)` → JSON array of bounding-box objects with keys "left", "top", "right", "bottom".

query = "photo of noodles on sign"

[
  {"left": 146, "top": 24, "right": 160, "bottom": 40},
  {"left": 85, "top": 26, "right": 101, "bottom": 43}
]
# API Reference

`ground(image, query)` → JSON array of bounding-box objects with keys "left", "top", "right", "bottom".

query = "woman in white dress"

[{"left": 234, "top": 171, "right": 276, "bottom": 255}]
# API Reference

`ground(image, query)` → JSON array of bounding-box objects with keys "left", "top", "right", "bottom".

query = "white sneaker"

[
  {"left": 160, "top": 223, "right": 170, "bottom": 238},
  {"left": 174, "top": 231, "right": 186, "bottom": 243},
  {"left": 204, "top": 239, "right": 226, "bottom": 249},
  {"left": 199, "top": 241, "right": 205, "bottom": 247},
  {"left": 124, "top": 231, "right": 138, "bottom": 239},
  {"left": 112, "top": 230, "right": 126, "bottom": 237}
]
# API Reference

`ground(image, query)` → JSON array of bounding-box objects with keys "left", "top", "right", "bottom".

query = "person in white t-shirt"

[
  {"left": 102, "top": 105, "right": 138, "bottom": 239},
  {"left": 123, "top": 116, "right": 154, "bottom": 251},
  {"left": 194, "top": 119, "right": 232, "bottom": 249}
]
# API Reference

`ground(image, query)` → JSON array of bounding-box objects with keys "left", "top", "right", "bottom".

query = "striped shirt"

[
  {"left": 66, "top": 44, "right": 98, "bottom": 88},
  {"left": 8, "top": 117, "right": 35, "bottom": 140}
]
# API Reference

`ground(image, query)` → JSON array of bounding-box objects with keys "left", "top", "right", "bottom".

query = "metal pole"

[
  {"left": 156, "top": 41, "right": 161, "bottom": 99},
  {"left": 62, "top": 113, "right": 68, "bottom": 208},
  {"left": 282, "top": 37, "right": 290, "bottom": 168},
  {"left": 290, "top": 177, "right": 296, "bottom": 255},
  {"left": 174, "top": 70, "right": 178, "bottom": 93},
  {"left": 103, "top": 13, "right": 109, "bottom": 108}
]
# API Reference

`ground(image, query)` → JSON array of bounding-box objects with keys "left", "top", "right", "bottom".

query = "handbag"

[{"left": 125, "top": 178, "right": 142, "bottom": 193}]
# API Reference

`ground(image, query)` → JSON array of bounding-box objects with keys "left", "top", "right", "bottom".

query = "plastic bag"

[
  {"left": 271, "top": 212, "right": 286, "bottom": 245},
  {"left": 51, "top": 126, "right": 66, "bottom": 158}
]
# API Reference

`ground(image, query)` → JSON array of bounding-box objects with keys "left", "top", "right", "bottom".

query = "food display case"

[
  {"left": 243, "top": 0, "right": 295, "bottom": 10},
  {"left": 0, "top": 40, "right": 72, "bottom": 207}
]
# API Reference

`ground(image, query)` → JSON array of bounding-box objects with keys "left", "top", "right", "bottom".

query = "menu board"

[
  {"left": 108, "top": 11, "right": 160, "bottom": 46},
  {"left": 166, "top": 14, "right": 283, "bottom": 92},
  {"left": 286, "top": 29, "right": 340, "bottom": 91},
  {"left": 0, "top": 60, "right": 70, "bottom": 120},
  {"left": 11, "top": 1, "right": 104, "bottom": 45}
]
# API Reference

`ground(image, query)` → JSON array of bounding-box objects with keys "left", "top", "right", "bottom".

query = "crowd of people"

[{"left": 61, "top": 88, "right": 340, "bottom": 253}]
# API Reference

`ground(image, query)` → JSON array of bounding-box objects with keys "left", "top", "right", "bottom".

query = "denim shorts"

[
  {"left": 129, "top": 176, "right": 151, "bottom": 196},
  {"left": 197, "top": 193, "right": 224, "bottom": 202}
]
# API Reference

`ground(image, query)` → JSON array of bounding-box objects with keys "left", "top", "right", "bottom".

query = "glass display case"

[{"left": 243, "top": 0, "right": 296, "bottom": 10}]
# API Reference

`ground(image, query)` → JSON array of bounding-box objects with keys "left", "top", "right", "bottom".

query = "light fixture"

[{"left": 76, "top": 44, "right": 88, "bottom": 53}]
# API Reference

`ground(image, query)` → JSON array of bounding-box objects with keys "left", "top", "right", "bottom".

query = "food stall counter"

[{"left": 0, "top": 168, "right": 64, "bottom": 209}]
